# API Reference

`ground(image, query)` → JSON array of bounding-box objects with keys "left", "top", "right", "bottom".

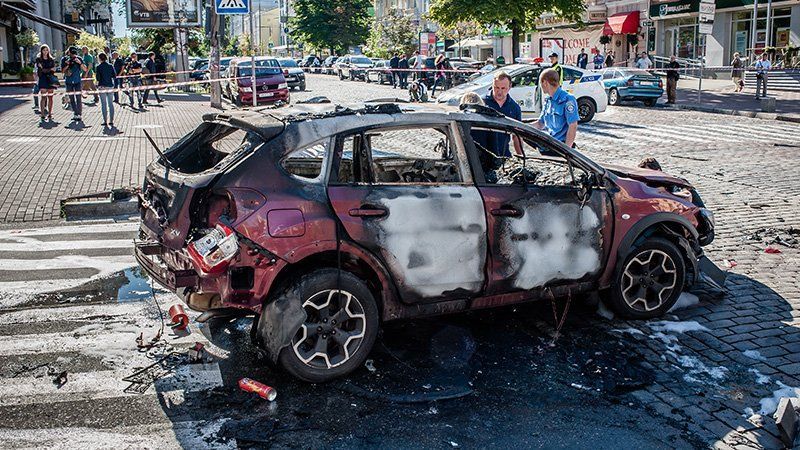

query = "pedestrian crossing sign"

[{"left": 215, "top": 0, "right": 249, "bottom": 15}]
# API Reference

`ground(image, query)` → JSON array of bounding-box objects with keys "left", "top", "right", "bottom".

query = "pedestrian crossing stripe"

[{"left": 215, "top": 0, "right": 249, "bottom": 14}]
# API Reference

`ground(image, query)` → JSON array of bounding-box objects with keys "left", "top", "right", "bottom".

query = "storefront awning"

[
  {"left": 0, "top": 2, "right": 82, "bottom": 35},
  {"left": 602, "top": 11, "right": 640, "bottom": 35},
  {"left": 448, "top": 37, "right": 492, "bottom": 49}
]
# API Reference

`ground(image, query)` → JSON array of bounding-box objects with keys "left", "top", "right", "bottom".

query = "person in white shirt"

[
  {"left": 635, "top": 52, "right": 652, "bottom": 70},
  {"left": 755, "top": 53, "right": 771, "bottom": 99},
  {"left": 411, "top": 50, "right": 424, "bottom": 80}
]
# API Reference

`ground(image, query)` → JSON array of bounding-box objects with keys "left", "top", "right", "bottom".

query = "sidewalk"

[{"left": 670, "top": 78, "right": 800, "bottom": 122}]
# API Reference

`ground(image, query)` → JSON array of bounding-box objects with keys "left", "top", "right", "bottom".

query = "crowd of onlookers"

[{"left": 31, "top": 43, "right": 167, "bottom": 129}]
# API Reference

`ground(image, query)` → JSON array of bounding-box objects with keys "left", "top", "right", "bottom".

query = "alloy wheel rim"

[
  {"left": 621, "top": 249, "right": 677, "bottom": 312},
  {"left": 292, "top": 289, "right": 366, "bottom": 369},
  {"left": 579, "top": 103, "right": 590, "bottom": 119},
  {"left": 610, "top": 90, "right": 618, "bottom": 103}
]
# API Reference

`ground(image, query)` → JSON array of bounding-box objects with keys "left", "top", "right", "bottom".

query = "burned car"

[{"left": 135, "top": 102, "right": 724, "bottom": 382}]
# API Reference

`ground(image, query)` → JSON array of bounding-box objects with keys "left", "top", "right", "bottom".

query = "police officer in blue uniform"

[{"left": 533, "top": 68, "right": 579, "bottom": 148}]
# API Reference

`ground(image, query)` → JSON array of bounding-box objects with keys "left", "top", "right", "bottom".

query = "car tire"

[
  {"left": 577, "top": 98, "right": 596, "bottom": 123},
  {"left": 234, "top": 95, "right": 242, "bottom": 107},
  {"left": 643, "top": 98, "right": 657, "bottom": 107},
  {"left": 275, "top": 268, "right": 379, "bottom": 383},
  {"left": 300, "top": 82, "right": 306, "bottom": 91},
  {"left": 607, "top": 237, "right": 686, "bottom": 320},
  {"left": 608, "top": 88, "right": 620, "bottom": 106},
  {"left": 339, "top": 71, "right": 344, "bottom": 80}
]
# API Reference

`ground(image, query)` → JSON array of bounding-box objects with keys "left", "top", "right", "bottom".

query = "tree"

[
  {"left": 290, "top": 0, "right": 371, "bottom": 55},
  {"left": 76, "top": 31, "right": 108, "bottom": 51},
  {"left": 111, "top": 36, "right": 133, "bottom": 56},
  {"left": 366, "top": 8, "right": 417, "bottom": 58},
  {"left": 237, "top": 33, "right": 254, "bottom": 57},
  {"left": 428, "top": 0, "right": 585, "bottom": 59},
  {"left": 14, "top": 29, "right": 40, "bottom": 63},
  {"left": 433, "top": 20, "right": 483, "bottom": 57}
]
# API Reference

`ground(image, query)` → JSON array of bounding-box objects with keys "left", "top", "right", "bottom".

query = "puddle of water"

[
  {"left": 25, "top": 267, "right": 158, "bottom": 308},
  {"left": 116, "top": 266, "right": 153, "bottom": 302}
]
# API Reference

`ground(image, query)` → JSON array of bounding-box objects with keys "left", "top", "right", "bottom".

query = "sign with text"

[
  {"left": 537, "top": 25, "right": 604, "bottom": 66},
  {"left": 127, "top": 0, "right": 202, "bottom": 27}
]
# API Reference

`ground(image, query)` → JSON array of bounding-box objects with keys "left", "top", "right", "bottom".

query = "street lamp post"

[{"left": 249, "top": 0, "right": 256, "bottom": 107}]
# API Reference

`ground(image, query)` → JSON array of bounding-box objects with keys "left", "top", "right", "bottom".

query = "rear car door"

[
  {"left": 461, "top": 121, "right": 613, "bottom": 296},
  {"left": 327, "top": 121, "right": 488, "bottom": 304},
  {"left": 510, "top": 67, "right": 542, "bottom": 113}
]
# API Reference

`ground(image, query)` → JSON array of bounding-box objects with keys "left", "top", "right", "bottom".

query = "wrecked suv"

[{"left": 135, "top": 102, "right": 724, "bottom": 382}]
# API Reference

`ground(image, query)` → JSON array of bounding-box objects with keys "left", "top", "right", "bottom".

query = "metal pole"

[
  {"left": 698, "top": 34, "right": 705, "bottom": 103},
  {"left": 750, "top": 0, "right": 758, "bottom": 61},
  {"left": 249, "top": 0, "right": 256, "bottom": 107},
  {"left": 765, "top": 0, "right": 772, "bottom": 47}
]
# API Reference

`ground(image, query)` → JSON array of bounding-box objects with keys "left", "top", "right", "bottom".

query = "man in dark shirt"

[
  {"left": 142, "top": 52, "right": 163, "bottom": 104},
  {"left": 389, "top": 53, "right": 400, "bottom": 88},
  {"left": 95, "top": 52, "right": 117, "bottom": 127},
  {"left": 479, "top": 71, "right": 522, "bottom": 181},
  {"left": 397, "top": 54, "right": 409, "bottom": 89},
  {"left": 112, "top": 51, "right": 125, "bottom": 103},
  {"left": 125, "top": 53, "right": 144, "bottom": 109},
  {"left": 577, "top": 48, "right": 588, "bottom": 69},
  {"left": 666, "top": 55, "right": 680, "bottom": 104}
]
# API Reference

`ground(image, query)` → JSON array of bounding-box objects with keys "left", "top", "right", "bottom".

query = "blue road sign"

[{"left": 215, "top": 0, "right": 249, "bottom": 15}]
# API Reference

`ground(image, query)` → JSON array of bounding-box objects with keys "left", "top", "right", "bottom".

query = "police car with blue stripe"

[{"left": 436, "top": 63, "right": 607, "bottom": 122}]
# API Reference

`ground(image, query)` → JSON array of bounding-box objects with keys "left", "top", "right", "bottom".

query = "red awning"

[{"left": 603, "top": 11, "right": 640, "bottom": 35}]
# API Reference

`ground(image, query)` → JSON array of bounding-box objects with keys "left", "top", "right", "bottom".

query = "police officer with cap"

[
  {"left": 533, "top": 68, "right": 579, "bottom": 148},
  {"left": 548, "top": 52, "right": 563, "bottom": 84}
]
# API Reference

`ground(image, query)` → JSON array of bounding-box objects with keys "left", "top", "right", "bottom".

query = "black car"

[
  {"left": 300, "top": 55, "right": 322, "bottom": 73},
  {"left": 321, "top": 56, "right": 339, "bottom": 75}
]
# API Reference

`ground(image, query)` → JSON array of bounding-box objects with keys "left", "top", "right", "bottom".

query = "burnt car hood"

[{"left": 603, "top": 163, "right": 693, "bottom": 188}]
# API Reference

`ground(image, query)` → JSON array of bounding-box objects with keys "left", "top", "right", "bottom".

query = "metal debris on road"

[
  {"left": 364, "top": 359, "right": 376, "bottom": 372},
  {"left": 765, "top": 246, "right": 783, "bottom": 254},
  {"left": 238, "top": 378, "right": 277, "bottom": 401},
  {"left": 52, "top": 370, "right": 68, "bottom": 388},
  {"left": 168, "top": 304, "right": 190, "bottom": 330},
  {"left": 724, "top": 259, "right": 737, "bottom": 268},
  {"left": 122, "top": 352, "right": 183, "bottom": 394}
]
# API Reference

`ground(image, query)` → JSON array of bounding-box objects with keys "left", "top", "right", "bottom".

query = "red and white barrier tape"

[
  {"left": 0, "top": 76, "right": 252, "bottom": 99},
  {"left": 0, "top": 68, "right": 209, "bottom": 87}
]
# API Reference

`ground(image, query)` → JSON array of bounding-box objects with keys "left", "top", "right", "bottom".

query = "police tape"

[
  {"left": 0, "top": 76, "right": 252, "bottom": 99},
  {"left": 363, "top": 67, "right": 480, "bottom": 73},
  {"left": 0, "top": 68, "right": 209, "bottom": 87}
]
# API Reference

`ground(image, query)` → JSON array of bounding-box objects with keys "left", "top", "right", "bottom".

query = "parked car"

[
  {"left": 190, "top": 62, "right": 209, "bottom": 81},
  {"left": 366, "top": 60, "right": 392, "bottom": 84},
  {"left": 599, "top": 68, "right": 664, "bottom": 107},
  {"left": 321, "top": 56, "right": 339, "bottom": 74},
  {"left": 335, "top": 54, "right": 373, "bottom": 81},
  {"left": 300, "top": 55, "right": 322, "bottom": 73},
  {"left": 437, "top": 63, "right": 608, "bottom": 122},
  {"left": 135, "top": 101, "right": 723, "bottom": 382},
  {"left": 276, "top": 57, "right": 307, "bottom": 90},
  {"left": 222, "top": 57, "right": 289, "bottom": 107}
]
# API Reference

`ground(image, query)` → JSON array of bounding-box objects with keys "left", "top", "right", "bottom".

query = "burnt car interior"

[
  {"left": 335, "top": 126, "right": 462, "bottom": 184},
  {"left": 165, "top": 123, "right": 260, "bottom": 174}
]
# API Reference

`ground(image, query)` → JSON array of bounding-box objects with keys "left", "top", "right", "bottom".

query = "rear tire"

[
  {"left": 276, "top": 268, "right": 379, "bottom": 383},
  {"left": 577, "top": 98, "right": 596, "bottom": 123},
  {"left": 608, "top": 237, "right": 686, "bottom": 320},
  {"left": 608, "top": 88, "right": 620, "bottom": 105},
  {"left": 643, "top": 98, "right": 657, "bottom": 107}
]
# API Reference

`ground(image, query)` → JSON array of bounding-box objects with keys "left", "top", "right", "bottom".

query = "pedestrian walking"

[
  {"left": 82, "top": 46, "right": 99, "bottom": 104},
  {"left": 636, "top": 52, "right": 653, "bottom": 70},
  {"left": 605, "top": 52, "right": 614, "bottom": 68},
  {"left": 755, "top": 53, "right": 770, "bottom": 99},
  {"left": 666, "top": 55, "right": 680, "bottom": 104},
  {"left": 577, "top": 48, "right": 588, "bottom": 69},
  {"left": 548, "top": 52, "right": 564, "bottom": 84},
  {"left": 125, "top": 53, "right": 144, "bottom": 109},
  {"left": 731, "top": 52, "right": 744, "bottom": 92},
  {"left": 95, "top": 52, "right": 116, "bottom": 128},
  {"left": 389, "top": 53, "right": 399, "bottom": 88},
  {"left": 61, "top": 46, "right": 86, "bottom": 122},
  {"left": 533, "top": 68, "right": 579, "bottom": 149},
  {"left": 35, "top": 44, "right": 57, "bottom": 122},
  {"left": 142, "top": 52, "right": 163, "bottom": 104},
  {"left": 593, "top": 51, "right": 604, "bottom": 69},
  {"left": 112, "top": 51, "right": 125, "bottom": 103},
  {"left": 430, "top": 54, "right": 450, "bottom": 98},
  {"left": 397, "top": 54, "right": 409, "bottom": 89}
]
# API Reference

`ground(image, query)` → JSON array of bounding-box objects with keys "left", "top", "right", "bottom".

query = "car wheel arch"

[{"left": 577, "top": 96, "right": 597, "bottom": 122}]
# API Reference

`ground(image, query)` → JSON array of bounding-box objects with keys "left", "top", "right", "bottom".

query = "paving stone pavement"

[{"left": 1, "top": 74, "right": 800, "bottom": 448}]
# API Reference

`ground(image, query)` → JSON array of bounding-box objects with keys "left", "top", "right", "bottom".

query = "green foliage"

[
  {"left": 599, "top": 35, "right": 611, "bottom": 45},
  {"left": 626, "top": 34, "right": 638, "bottom": 47},
  {"left": 291, "top": 0, "right": 371, "bottom": 54},
  {"left": 130, "top": 28, "right": 206, "bottom": 57},
  {"left": 365, "top": 8, "right": 417, "bottom": 58},
  {"left": 434, "top": 20, "right": 483, "bottom": 42},
  {"left": 112, "top": 36, "right": 133, "bottom": 56},
  {"left": 76, "top": 31, "right": 108, "bottom": 51},
  {"left": 15, "top": 29, "right": 40, "bottom": 48},
  {"left": 237, "top": 33, "right": 254, "bottom": 56},
  {"left": 19, "top": 65, "right": 34, "bottom": 75}
]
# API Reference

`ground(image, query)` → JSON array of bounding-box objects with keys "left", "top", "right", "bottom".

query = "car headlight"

[
  {"left": 241, "top": 87, "right": 252, "bottom": 92},
  {"left": 278, "top": 82, "right": 288, "bottom": 89},
  {"left": 699, "top": 208, "right": 715, "bottom": 229}
]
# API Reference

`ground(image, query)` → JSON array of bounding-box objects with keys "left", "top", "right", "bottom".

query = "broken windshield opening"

[{"left": 163, "top": 123, "right": 264, "bottom": 174}]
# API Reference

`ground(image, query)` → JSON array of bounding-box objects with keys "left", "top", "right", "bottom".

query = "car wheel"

[
  {"left": 300, "top": 82, "right": 306, "bottom": 91},
  {"left": 339, "top": 70, "right": 344, "bottom": 80},
  {"left": 608, "top": 88, "right": 620, "bottom": 105},
  {"left": 577, "top": 98, "right": 596, "bottom": 123},
  {"left": 608, "top": 237, "right": 686, "bottom": 320},
  {"left": 234, "top": 95, "right": 242, "bottom": 107},
  {"left": 643, "top": 98, "right": 657, "bottom": 107},
  {"left": 275, "top": 268, "right": 379, "bottom": 383}
]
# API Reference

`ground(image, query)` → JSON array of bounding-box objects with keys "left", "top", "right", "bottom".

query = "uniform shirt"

[
  {"left": 538, "top": 87, "right": 579, "bottom": 144},
  {"left": 145, "top": 58, "right": 157, "bottom": 77},
  {"left": 755, "top": 59, "right": 771, "bottom": 75},
  {"left": 113, "top": 57, "right": 125, "bottom": 76},
  {"left": 551, "top": 63, "right": 564, "bottom": 84},
  {"left": 389, "top": 56, "right": 399, "bottom": 68},
  {"left": 482, "top": 92, "right": 522, "bottom": 158},
  {"left": 577, "top": 52, "right": 588, "bottom": 69},
  {"left": 593, "top": 54, "right": 604, "bottom": 69},
  {"left": 127, "top": 59, "right": 143, "bottom": 79}
]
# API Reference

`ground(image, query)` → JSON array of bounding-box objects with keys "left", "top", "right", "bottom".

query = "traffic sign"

[
  {"left": 699, "top": 22, "right": 714, "bottom": 34},
  {"left": 215, "top": 0, "right": 249, "bottom": 15},
  {"left": 640, "top": 19, "right": 654, "bottom": 27}
]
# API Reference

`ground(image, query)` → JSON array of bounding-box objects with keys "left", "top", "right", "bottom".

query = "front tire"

[
  {"left": 276, "top": 268, "right": 379, "bottom": 383},
  {"left": 643, "top": 98, "right": 657, "bottom": 107},
  {"left": 577, "top": 98, "right": 596, "bottom": 123},
  {"left": 608, "top": 88, "right": 620, "bottom": 105},
  {"left": 608, "top": 237, "right": 686, "bottom": 319}
]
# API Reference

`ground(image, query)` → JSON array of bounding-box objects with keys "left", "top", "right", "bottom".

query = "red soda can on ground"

[
  {"left": 239, "top": 377, "right": 277, "bottom": 401},
  {"left": 168, "top": 304, "right": 189, "bottom": 330}
]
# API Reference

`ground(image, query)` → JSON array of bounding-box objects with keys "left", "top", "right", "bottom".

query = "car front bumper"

[{"left": 240, "top": 88, "right": 290, "bottom": 104}]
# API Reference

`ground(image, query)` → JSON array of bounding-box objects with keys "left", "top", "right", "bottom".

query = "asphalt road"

[{"left": 0, "top": 74, "right": 798, "bottom": 448}]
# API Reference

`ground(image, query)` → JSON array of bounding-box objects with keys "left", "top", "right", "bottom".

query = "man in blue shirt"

[
  {"left": 477, "top": 71, "right": 523, "bottom": 181},
  {"left": 61, "top": 46, "right": 86, "bottom": 122},
  {"left": 533, "top": 68, "right": 579, "bottom": 148}
]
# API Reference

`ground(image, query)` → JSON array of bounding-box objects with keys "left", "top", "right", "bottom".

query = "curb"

[{"left": 669, "top": 103, "right": 800, "bottom": 123}]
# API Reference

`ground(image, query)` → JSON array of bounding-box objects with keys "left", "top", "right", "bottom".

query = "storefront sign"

[
  {"left": 650, "top": 0, "right": 699, "bottom": 18},
  {"left": 587, "top": 8, "right": 607, "bottom": 23},
  {"left": 127, "top": 0, "right": 202, "bottom": 27},
  {"left": 419, "top": 32, "right": 437, "bottom": 56},
  {"left": 538, "top": 25, "right": 605, "bottom": 66},
  {"left": 699, "top": 22, "right": 713, "bottom": 34},
  {"left": 734, "top": 30, "right": 748, "bottom": 54}
]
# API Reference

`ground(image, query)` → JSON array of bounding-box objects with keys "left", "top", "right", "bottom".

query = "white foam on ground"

[
  {"left": 0, "top": 254, "right": 135, "bottom": 271},
  {"left": 743, "top": 350, "right": 767, "bottom": 361},
  {"left": 668, "top": 292, "right": 700, "bottom": 312},
  {"left": 596, "top": 301, "right": 614, "bottom": 320},
  {"left": 675, "top": 354, "right": 727, "bottom": 380},
  {"left": 0, "top": 222, "right": 138, "bottom": 237},
  {"left": 648, "top": 320, "right": 709, "bottom": 333},
  {"left": 758, "top": 382, "right": 800, "bottom": 415},
  {"left": 749, "top": 368, "right": 771, "bottom": 385},
  {"left": 0, "top": 239, "right": 132, "bottom": 252},
  {"left": 650, "top": 332, "right": 682, "bottom": 352},
  {"left": 611, "top": 327, "right": 644, "bottom": 335}
]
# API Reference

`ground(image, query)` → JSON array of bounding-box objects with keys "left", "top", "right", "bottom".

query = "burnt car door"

[
  {"left": 461, "top": 121, "right": 613, "bottom": 296},
  {"left": 327, "top": 121, "right": 488, "bottom": 304}
]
